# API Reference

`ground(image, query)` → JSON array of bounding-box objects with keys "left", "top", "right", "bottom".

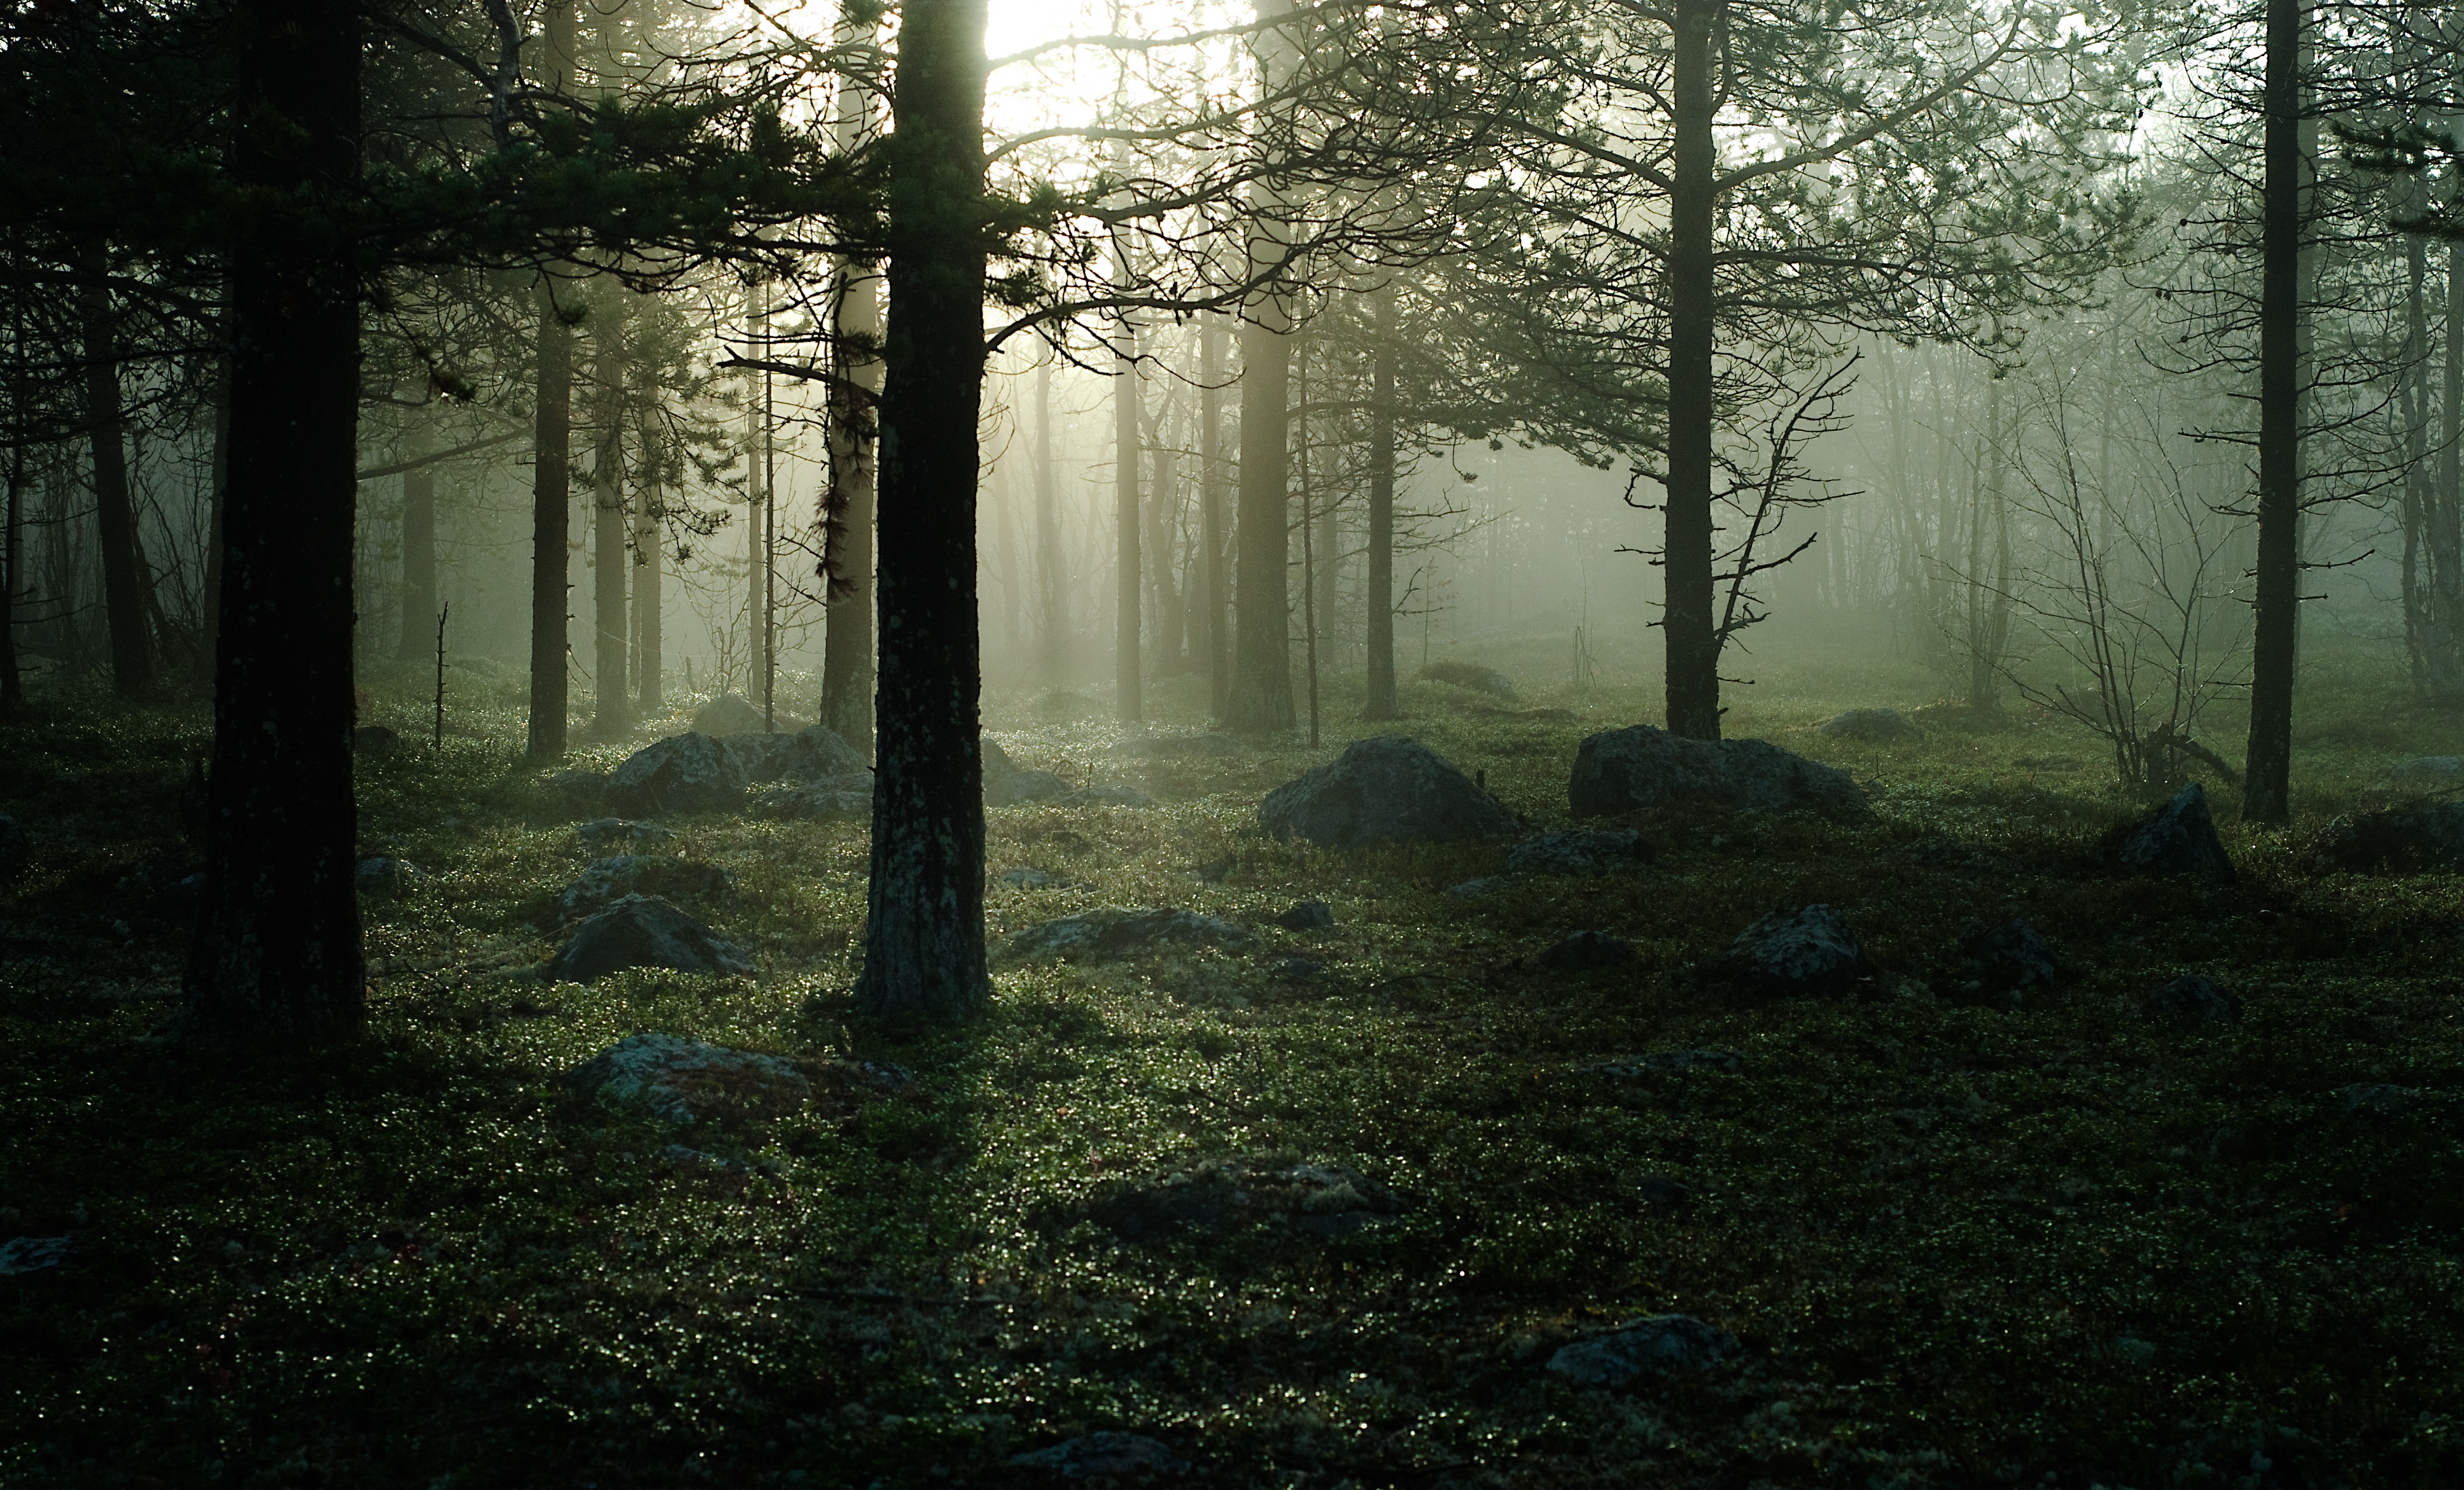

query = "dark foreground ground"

[{"left": 4, "top": 650, "right": 2461, "bottom": 1489}]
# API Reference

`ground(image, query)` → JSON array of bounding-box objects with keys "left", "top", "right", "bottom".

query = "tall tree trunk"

[
  {"left": 203, "top": 313, "right": 231, "bottom": 670},
  {"left": 855, "top": 0, "right": 991, "bottom": 1019},
  {"left": 1662, "top": 0, "right": 1720, "bottom": 739},
  {"left": 1114, "top": 257, "right": 1143, "bottom": 723},
  {"left": 1035, "top": 356, "right": 1065, "bottom": 676},
  {"left": 2404, "top": 235, "right": 2429, "bottom": 697},
  {"left": 820, "top": 27, "right": 883, "bottom": 757},
  {"left": 1364, "top": 286, "right": 1399, "bottom": 720},
  {"left": 3, "top": 266, "right": 24, "bottom": 715},
  {"left": 81, "top": 269, "right": 153, "bottom": 697},
  {"left": 182, "top": 0, "right": 363, "bottom": 1041},
  {"left": 529, "top": 279, "right": 575, "bottom": 759},
  {"left": 2435, "top": 242, "right": 2464, "bottom": 706},
  {"left": 395, "top": 446, "right": 435, "bottom": 663},
  {"left": 1228, "top": 0, "right": 1298, "bottom": 734},
  {"left": 592, "top": 288, "right": 631, "bottom": 737},
  {"left": 1201, "top": 318, "right": 1230, "bottom": 719},
  {"left": 1146, "top": 394, "right": 1184, "bottom": 671},
  {"left": 634, "top": 479, "right": 664, "bottom": 713},
  {"left": 2243, "top": 0, "right": 2302, "bottom": 823}
]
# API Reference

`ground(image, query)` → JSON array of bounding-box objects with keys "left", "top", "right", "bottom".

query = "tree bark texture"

[
  {"left": 81, "top": 272, "right": 153, "bottom": 697},
  {"left": 592, "top": 290, "right": 631, "bottom": 737},
  {"left": 1662, "top": 0, "right": 1720, "bottom": 740},
  {"left": 855, "top": 0, "right": 992, "bottom": 1020},
  {"left": 822, "top": 261, "right": 882, "bottom": 756},
  {"left": 1200, "top": 318, "right": 1230, "bottom": 719},
  {"left": 1228, "top": 0, "right": 1297, "bottom": 734},
  {"left": 181, "top": 0, "right": 364, "bottom": 1043},
  {"left": 529, "top": 280, "right": 574, "bottom": 760},
  {"left": 2243, "top": 0, "right": 2301, "bottom": 823},
  {"left": 1364, "top": 288, "right": 1398, "bottom": 719}
]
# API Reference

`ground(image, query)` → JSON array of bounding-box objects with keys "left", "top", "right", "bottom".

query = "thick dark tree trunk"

[
  {"left": 1201, "top": 318, "right": 1229, "bottom": 719},
  {"left": 1364, "top": 286, "right": 1398, "bottom": 719},
  {"left": 81, "top": 272, "right": 153, "bottom": 697},
  {"left": 592, "top": 292, "right": 630, "bottom": 738},
  {"left": 203, "top": 318, "right": 231, "bottom": 669},
  {"left": 181, "top": 0, "right": 363, "bottom": 1042},
  {"left": 529, "top": 281, "right": 573, "bottom": 760},
  {"left": 1662, "top": 0, "right": 1719, "bottom": 740},
  {"left": 1115, "top": 298, "right": 1142, "bottom": 722},
  {"left": 634, "top": 479, "right": 663, "bottom": 713},
  {"left": 855, "top": 0, "right": 991, "bottom": 1020},
  {"left": 395, "top": 446, "right": 435, "bottom": 663},
  {"left": 2243, "top": 0, "right": 2301, "bottom": 823}
]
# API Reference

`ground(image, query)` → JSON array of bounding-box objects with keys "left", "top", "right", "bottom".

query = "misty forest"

[{"left": 10, "top": 0, "right": 2464, "bottom": 1482}]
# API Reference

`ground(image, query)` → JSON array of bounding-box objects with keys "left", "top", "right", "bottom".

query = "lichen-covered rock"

[
  {"left": 1004, "top": 906, "right": 1253, "bottom": 962},
  {"left": 1276, "top": 899, "right": 1336, "bottom": 932},
  {"left": 605, "top": 733, "right": 748, "bottom": 815},
  {"left": 690, "top": 692, "right": 769, "bottom": 736},
  {"left": 2111, "top": 783, "right": 2234, "bottom": 881},
  {"left": 563, "top": 1032, "right": 804, "bottom": 1124},
  {"left": 725, "top": 724, "right": 867, "bottom": 785},
  {"left": 577, "top": 818, "right": 676, "bottom": 854},
  {"left": 750, "top": 779, "right": 872, "bottom": 821},
  {"left": 2311, "top": 801, "right": 2464, "bottom": 873},
  {"left": 1010, "top": 1433, "right": 1183, "bottom": 1479},
  {"left": 1506, "top": 828, "right": 1656, "bottom": 876},
  {"left": 1959, "top": 917, "right": 2069, "bottom": 999},
  {"left": 354, "top": 857, "right": 426, "bottom": 899},
  {"left": 1720, "top": 904, "right": 1868, "bottom": 997},
  {"left": 1259, "top": 735, "right": 1518, "bottom": 850},
  {"left": 553, "top": 855, "right": 734, "bottom": 922},
  {"left": 1536, "top": 929, "right": 1635, "bottom": 971},
  {"left": 2143, "top": 974, "right": 2243, "bottom": 1023},
  {"left": 544, "top": 894, "right": 753, "bottom": 983},
  {"left": 1569, "top": 725, "right": 1869, "bottom": 819},
  {"left": 1094, "top": 1158, "right": 1403, "bottom": 1242},
  {"left": 1547, "top": 1314, "right": 1742, "bottom": 1386},
  {"left": 1819, "top": 708, "right": 1922, "bottom": 743}
]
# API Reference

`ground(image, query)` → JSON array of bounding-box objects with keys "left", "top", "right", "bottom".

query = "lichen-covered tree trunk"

[
  {"left": 181, "top": 0, "right": 363, "bottom": 1043},
  {"left": 854, "top": 0, "right": 992, "bottom": 1020}
]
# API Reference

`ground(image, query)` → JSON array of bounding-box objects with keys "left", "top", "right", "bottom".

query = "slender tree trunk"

[
  {"left": 592, "top": 289, "right": 631, "bottom": 737},
  {"left": 1147, "top": 395, "right": 1184, "bottom": 671},
  {"left": 2405, "top": 235, "right": 2430, "bottom": 697},
  {"left": 1364, "top": 287, "right": 1399, "bottom": 719},
  {"left": 2244, "top": 0, "right": 2302, "bottom": 822},
  {"left": 395, "top": 445, "right": 435, "bottom": 663},
  {"left": 1115, "top": 258, "right": 1142, "bottom": 722},
  {"left": 81, "top": 269, "right": 153, "bottom": 697},
  {"left": 2435, "top": 242, "right": 2464, "bottom": 706},
  {"left": 1201, "top": 318, "right": 1230, "bottom": 719},
  {"left": 529, "top": 279, "right": 575, "bottom": 759},
  {"left": 1228, "top": 0, "right": 1298, "bottom": 734},
  {"left": 203, "top": 314, "right": 231, "bottom": 669},
  {"left": 855, "top": 0, "right": 991, "bottom": 1019},
  {"left": 635, "top": 478, "right": 664, "bottom": 714},
  {"left": 1298, "top": 348, "right": 1319, "bottom": 747},
  {"left": 820, "top": 47, "right": 883, "bottom": 757},
  {"left": 1662, "top": 0, "right": 1720, "bottom": 738},
  {"left": 1035, "top": 357, "right": 1064, "bottom": 677},
  {"left": 182, "top": 0, "right": 363, "bottom": 1041}
]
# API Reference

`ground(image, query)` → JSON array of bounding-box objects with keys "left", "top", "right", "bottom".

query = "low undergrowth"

[{"left": 4, "top": 657, "right": 2462, "bottom": 1488}]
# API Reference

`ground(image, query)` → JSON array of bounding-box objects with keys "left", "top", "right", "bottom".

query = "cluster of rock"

[
  {"left": 546, "top": 895, "right": 753, "bottom": 984},
  {"left": 2108, "top": 784, "right": 2234, "bottom": 881},
  {"left": 1571, "top": 725, "right": 1869, "bottom": 819},
  {"left": 563, "top": 1033, "right": 806, "bottom": 1125},
  {"left": 553, "top": 855, "right": 733, "bottom": 922}
]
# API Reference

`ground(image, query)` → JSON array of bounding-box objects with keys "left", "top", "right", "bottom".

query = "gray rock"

[
  {"left": 2144, "top": 974, "right": 2243, "bottom": 1023},
  {"left": 2382, "top": 756, "right": 2464, "bottom": 794},
  {"left": 2111, "top": 783, "right": 2234, "bottom": 881},
  {"left": 577, "top": 818, "right": 676, "bottom": 854},
  {"left": 1959, "top": 917, "right": 2069, "bottom": 999},
  {"left": 354, "top": 856, "right": 426, "bottom": 899},
  {"left": 1537, "top": 929, "right": 1635, "bottom": 971},
  {"left": 1506, "top": 828, "right": 1656, "bottom": 876},
  {"left": 563, "top": 1032, "right": 803, "bottom": 1124},
  {"left": 1721, "top": 904, "right": 1868, "bottom": 997},
  {"left": 997, "top": 867, "right": 1071, "bottom": 890},
  {"left": 2312, "top": 801, "right": 2464, "bottom": 873},
  {"left": 605, "top": 733, "right": 748, "bottom": 816},
  {"left": 1546, "top": 1314, "right": 1743, "bottom": 1386},
  {"left": 1276, "top": 899, "right": 1336, "bottom": 931},
  {"left": 1010, "top": 1433, "right": 1183, "bottom": 1479},
  {"left": 1570, "top": 725, "right": 1869, "bottom": 819},
  {"left": 0, "top": 1235, "right": 73, "bottom": 1276},
  {"left": 1420, "top": 659, "right": 1516, "bottom": 699},
  {"left": 1259, "top": 735, "right": 1520, "bottom": 850},
  {"left": 1277, "top": 956, "right": 1326, "bottom": 980},
  {"left": 0, "top": 813, "right": 26, "bottom": 882},
  {"left": 554, "top": 855, "right": 734, "bottom": 922},
  {"left": 725, "top": 724, "right": 867, "bottom": 785},
  {"left": 690, "top": 692, "right": 769, "bottom": 736},
  {"left": 545, "top": 894, "right": 753, "bottom": 983},
  {"left": 750, "top": 779, "right": 872, "bottom": 821},
  {"left": 1094, "top": 1158, "right": 1402, "bottom": 1242},
  {"left": 1819, "top": 708, "right": 1922, "bottom": 743},
  {"left": 1004, "top": 906, "right": 1254, "bottom": 961},
  {"left": 1114, "top": 733, "right": 1243, "bottom": 759},
  {"left": 1056, "top": 784, "right": 1155, "bottom": 808},
  {"left": 982, "top": 737, "right": 1019, "bottom": 778},
  {"left": 1447, "top": 876, "right": 1508, "bottom": 899}
]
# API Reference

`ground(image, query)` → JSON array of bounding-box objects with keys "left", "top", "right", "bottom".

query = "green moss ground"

[{"left": 3, "top": 645, "right": 2462, "bottom": 1488}]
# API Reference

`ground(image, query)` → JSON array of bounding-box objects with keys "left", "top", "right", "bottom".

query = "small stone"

[
  {"left": 577, "top": 818, "right": 677, "bottom": 853},
  {"left": 564, "top": 1032, "right": 806, "bottom": 1125},
  {"left": 1277, "top": 957, "right": 1326, "bottom": 981},
  {"left": 605, "top": 733, "right": 748, "bottom": 816},
  {"left": 1447, "top": 876, "right": 1507, "bottom": 899},
  {"left": 553, "top": 855, "right": 734, "bottom": 922},
  {"left": 1275, "top": 899, "right": 1335, "bottom": 931},
  {"left": 1004, "top": 906, "right": 1254, "bottom": 962},
  {"left": 1506, "top": 829, "right": 1655, "bottom": 876},
  {"left": 1959, "top": 917, "right": 2069, "bottom": 999},
  {"left": 1546, "top": 1314, "right": 1742, "bottom": 1386},
  {"left": 1819, "top": 708, "right": 1922, "bottom": 743},
  {"left": 1536, "top": 929, "right": 1636, "bottom": 971},
  {"left": 2143, "top": 974, "right": 2243, "bottom": 1023},
  {"left": 1261, "top": 735, "right": 1520, "bottom": 849},
  {"left": 1094, "top": 1158, "right": 1402, "bottom": 1243},
  {"left": 1637, "top": 1175, "right": 1692, "bottom": 1206},
  {"left": 997, "top": 867, "right": 1070, "bottom": 890},
  {"left": 1010, "top": 1432, "right": 1183, "bottom": 1478},
  {"left": 1720, "top": 904, "right": 1868, "bottom": 997},
  {"left": 354, "top": 857, "right": 426, "bottom": 899},
  {"left": 0, "top": 1235, "right": 73, "bottom": 1276},
  {"left": 545, "top": 894, "right": 753, "bottom": 983},
  {"left": 2110, "top": 783, "right": 2234, "bottom": 881}
]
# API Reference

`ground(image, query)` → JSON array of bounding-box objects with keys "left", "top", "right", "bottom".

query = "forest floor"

[{"left": 4, "top": 640, "right": 2463, "bottom": 1489}]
